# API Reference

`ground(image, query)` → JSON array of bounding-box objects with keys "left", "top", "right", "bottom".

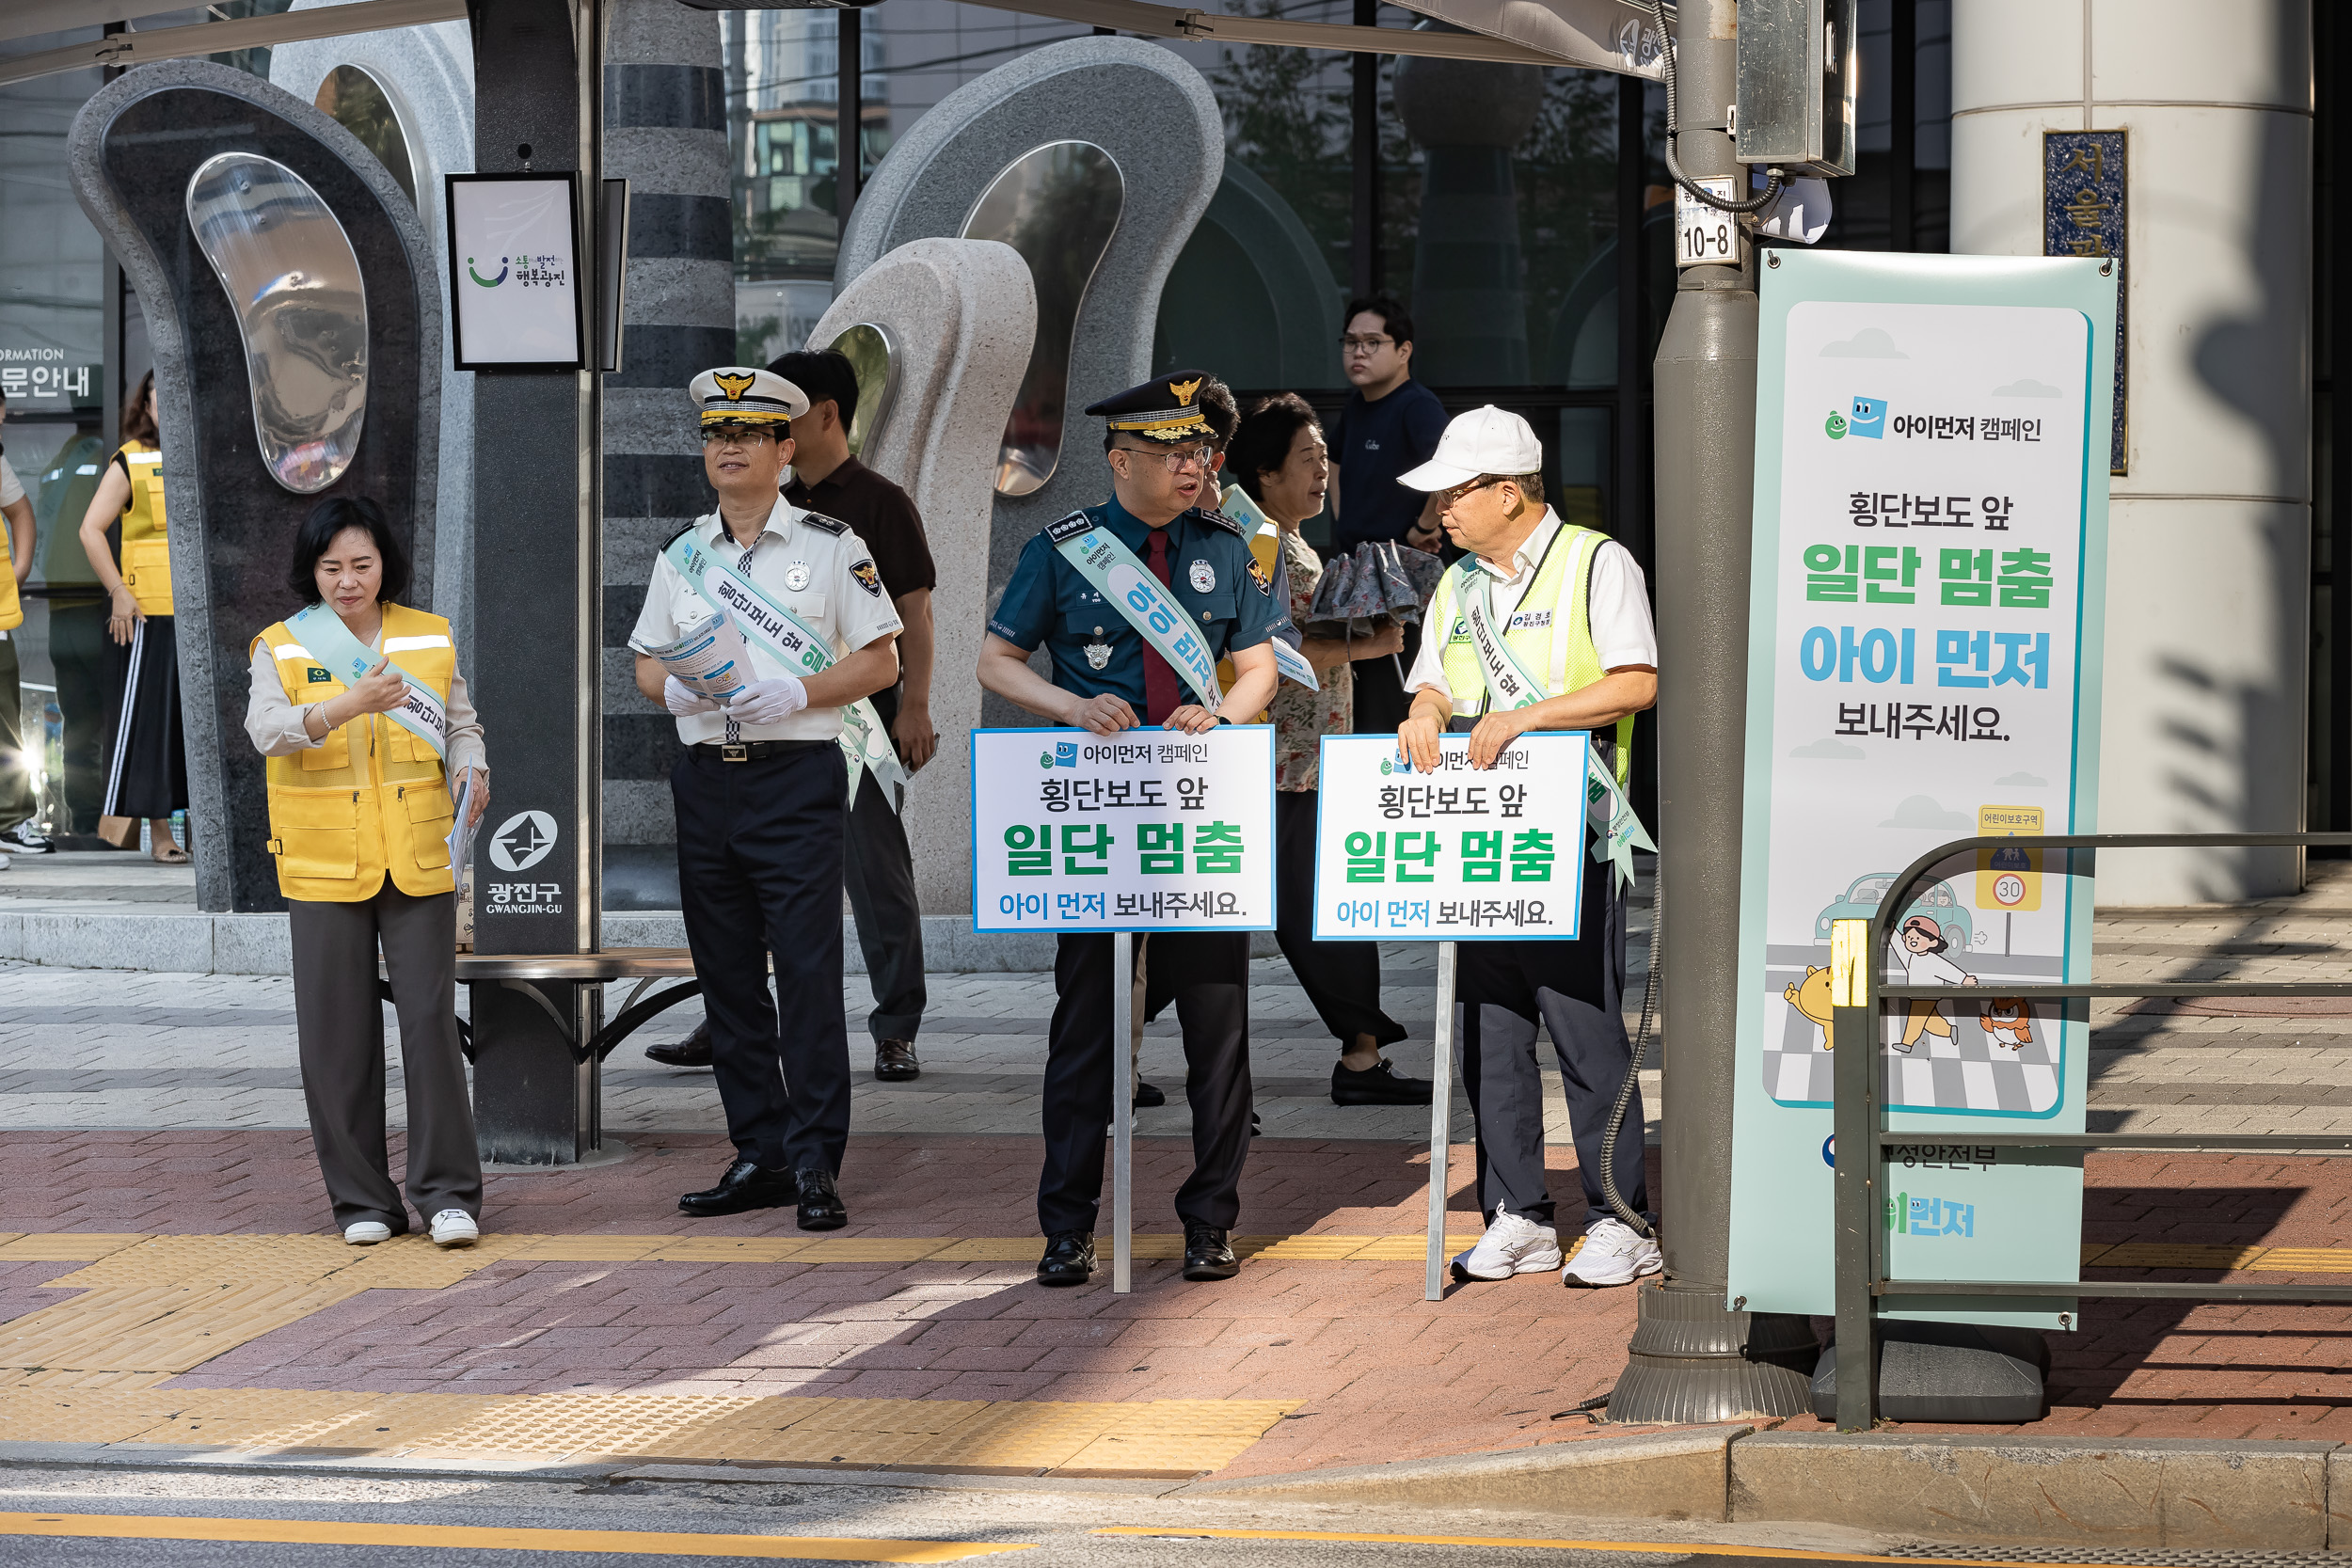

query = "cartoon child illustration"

[
  {"left": 1979, "top": 997, "right": 2033, "bottom": 1051},
  {"left": 1894, "top": 914, "right": 1976, "bottom": 1053}
]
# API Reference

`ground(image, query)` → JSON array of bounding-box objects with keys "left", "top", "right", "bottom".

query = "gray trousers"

[
  {"left": 1454, "top": 869, "right": 1653, "bottom": 1233},
  {"left": 289, "top": 884, "right": 482, "bottom": 1230},
  {"left": 841, "top": 689, "right": 926, "bottom": 1043}
]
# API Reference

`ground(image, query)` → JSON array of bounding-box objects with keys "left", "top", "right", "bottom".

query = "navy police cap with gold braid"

[
  {"left": 1086, "top": 371, "right": 1215, "bottom": 443},
  {"left": 690, "top": 365, "right": 809, "bottom": 429}
]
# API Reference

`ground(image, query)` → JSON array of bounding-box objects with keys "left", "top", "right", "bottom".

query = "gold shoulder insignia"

[
  {"left": 1168, "top": 376, "right": 1202, "bottom": 406},
  {"left": 713, "top": 371, "right": 756, "bottom": 400}
]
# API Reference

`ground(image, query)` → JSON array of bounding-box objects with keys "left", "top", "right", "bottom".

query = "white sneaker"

[
  {"left": 1564, "top": 1217, "right": 1663, "bottom": 1288},
  {"left": 429, "top": 1209, "right": 480, "bottom": 1248},
  {"left": 1450, "top": 1208, "right": 1563, "bottom": 1282},
  {"left": 343, "top": 1220, "right": 391, "bottom": 1245}
]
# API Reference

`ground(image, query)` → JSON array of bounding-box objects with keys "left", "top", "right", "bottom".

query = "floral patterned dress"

[{"left": 1270, "top": 530, "right": 1353, "bottom": 792}]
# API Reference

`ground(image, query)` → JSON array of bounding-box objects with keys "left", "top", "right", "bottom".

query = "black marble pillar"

[{"left": 67, "top": 62, "right": 441, "bottom": 914}]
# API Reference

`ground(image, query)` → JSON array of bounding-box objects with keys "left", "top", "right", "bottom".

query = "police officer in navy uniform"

[
  {"left": 977, "top": 372, "right": 1290, "bottom": 1287},
  {"left": 630, "top": 367, "right": 904, "bottom": 1228}
]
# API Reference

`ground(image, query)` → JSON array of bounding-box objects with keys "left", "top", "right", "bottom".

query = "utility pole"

[{"left": 1608, "top": 0, "right": 1816, "bottom": 1421}]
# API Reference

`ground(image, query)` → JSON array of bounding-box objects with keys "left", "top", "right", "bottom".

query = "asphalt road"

[{"left": 0, "top": 1469, "right": 1994, "bottom": 1568}]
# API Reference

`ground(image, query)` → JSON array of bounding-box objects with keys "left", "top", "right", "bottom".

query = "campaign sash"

[
  {"left": 662, "top": 531, "right": 909, "bottom": 809},
  {"left": 1046, "top": 513, "right": 1224, "bottom": 709},
  {"left": 1462, "top": 573, "right": 1656, "bottom": 895},
  {"left": 1215, "top": 487, "right": 1319, "bottom": 693},
  {"left": 286, "top": 602, "right": 448, "bottom": 759}
]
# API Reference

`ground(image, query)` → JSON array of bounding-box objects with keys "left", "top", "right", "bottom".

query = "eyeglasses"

[
  {"left": 1114, "top": 444, "right": 1216, "bottom": 473},
  {"left": 702, "top": 426, "right": 778, "bottom": 447},
  {"left": 1339, "top": 334, "right": 1394, "bottom": 355},
  {"left": 1435, "top": 475, "right": 1505, "bottom": 509}
]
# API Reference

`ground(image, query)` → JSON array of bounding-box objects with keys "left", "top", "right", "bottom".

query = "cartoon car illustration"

[{"left": 1813, "top": 873, "right": 1975, "bottom": 950}]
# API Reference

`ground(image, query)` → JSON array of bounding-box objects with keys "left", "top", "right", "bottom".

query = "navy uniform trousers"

[
  {"left": 1040, "top": 931, "right": 1252, "bottom": 1237},
  {"left": 1455, "top": 823, "right": 1653, "bottom": 1233},
  {"left": 673, "top": 740, "right": 853, "bottom": 1176}
]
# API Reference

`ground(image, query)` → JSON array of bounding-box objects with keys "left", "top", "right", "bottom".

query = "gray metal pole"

[
  {"left": 1113, "top": 931, "right": 1134, "bottom": 1293},
  {"left": 1605, "top": 0, "right": 1816, "bottom": 1421},
  {"left": 1422, "top": 941, "right": 1457, "bottom": 1301}
]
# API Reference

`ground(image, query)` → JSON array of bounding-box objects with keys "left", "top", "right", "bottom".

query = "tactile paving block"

[
  {"left": 1342, "top": 1235, "right": 1484, "bottom": 1260},
  {"left": 2093, "top": 1243, "right": 2272, "bottom": 1271},
  {"left": 750, "top": 1399, "right": 991, "bottom": 1435},
  {"left": 641, "top": 1239, "right": 817, "bottom": 1264},
  {"left": 45, "top": 1233, "right": 520, "bottom": 1292},
  {"left": 115, "top": 1388, "right": 377, "bottom": 1447},
  {"left": 927, "top": 1241, "right": 1040, "bottom": 1262},
  {"left": 787, "top": 1239, "right": 952, "bottom": 1264},
  {"left": 509, "top": 1237, "right": 666, "bottom": 1262},
  {"left": 0, "top": 1283, "right": 361, "bottom": 1378},
  {"left": 2241, "top": 1248, "right": 2352, "bottom": 1274},
  {"left": 0, "top": 1384, "right": 188, "bottom": 1443},
  {"left": 405, "top": 1391, "right": 769, "bottom": 1460},
  {"left": 0, "top": 1236, "right": 144, "bottom": 1264}
]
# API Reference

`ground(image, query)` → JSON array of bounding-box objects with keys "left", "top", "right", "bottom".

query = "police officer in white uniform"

[
  {"left": 631, "top": 367, "right": 903, "bottom": 1227},
  {"left": 1394, "top": 406, "right": 1662, "bottom": 1290}
]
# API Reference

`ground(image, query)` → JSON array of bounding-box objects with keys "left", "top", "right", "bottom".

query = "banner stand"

[
  {"left": 1112, "top": 931, "right": 1134, "bottom": 1295},
  {"left": 1422, "top": 941, "right": 1458, "bottom": 1302}
]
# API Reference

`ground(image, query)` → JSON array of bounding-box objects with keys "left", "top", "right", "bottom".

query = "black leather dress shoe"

[
  {"left": 1182, "top": 1224, "right": 1239, "bottom": 1281},
  {"left": 1036, "top": 1230, "right": 1096, "bottom": 1286},
  {"left": 1331, "top": 1057, "right": 1435, "bottom": 1106},
  {"left": 646, "top": 1022, "right": 714, "bottom": 1069},
  {"left": 678, "top": 1158, "right": 795, "bottom": 1216},
  {"left": 795, "top": 1166, "right": 848, "bottom": 1230},
  {"left": 1133, "top": 1080, "right": 1166, "bottom": 1108},
  {"left": 874, "top": 1039, "right": 920, "bottom": 1081}
]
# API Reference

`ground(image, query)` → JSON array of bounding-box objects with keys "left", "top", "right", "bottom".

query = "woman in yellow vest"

[
  {"left": 75, "top": 372, "right": 187, "bottom": 860},
  {"left": 244, "top": 497, "right": 490, "bottom": 1248}
]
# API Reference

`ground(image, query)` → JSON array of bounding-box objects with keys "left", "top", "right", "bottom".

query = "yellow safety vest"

[
  {"left": 254, "top": 603, "right": 457, "bottom": 903},
  {"left": 1432, "top": 519, "right": 1635, "bottom": 785},
  {"left": 116, "top": 439, "right": 172, "bottom": 617},
  {"left": 0, "top": 512, "right": 18, "bottom": 632}
]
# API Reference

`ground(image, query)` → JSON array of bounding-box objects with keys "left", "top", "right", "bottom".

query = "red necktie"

[{"left": 1140, "top": 527, "right": 1184, "bottom": 725}]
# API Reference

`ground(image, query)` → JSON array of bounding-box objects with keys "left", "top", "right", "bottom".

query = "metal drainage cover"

[{"left": 1896, "top": 1546, "right": 2339, "bottom": 1567}]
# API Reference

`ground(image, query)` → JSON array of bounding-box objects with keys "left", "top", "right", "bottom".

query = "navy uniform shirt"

[{"left": 988, "top": 496, "right": 1292, "bottom": 715}]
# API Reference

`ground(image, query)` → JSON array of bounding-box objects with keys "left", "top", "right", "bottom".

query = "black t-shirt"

[
  {"left": 784, "top": 455, "right": 936, "bottom": 600},
  {"left": 1328, "top": 379, "right": 1449, "bottom": 555}
]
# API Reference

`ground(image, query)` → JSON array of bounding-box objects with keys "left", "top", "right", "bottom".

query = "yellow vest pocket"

[
  {"left": 298, "top": 729, "right": 352, "bottom": 772},
  {"left": 122, "top": 536, "right": 173, "bottom": 617},
  {"left": 272, "top": 789, "right": 360, "bottom": 879},
  {"left": 405, "top": 784, "right": 454, "bottom": 870}
]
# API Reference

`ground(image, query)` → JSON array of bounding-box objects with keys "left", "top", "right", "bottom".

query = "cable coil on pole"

[{"left": 1646, "top": 0, "right": 1783, "bottom": 215}]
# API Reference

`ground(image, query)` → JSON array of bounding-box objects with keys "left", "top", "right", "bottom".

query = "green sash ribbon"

[
  {"left": 1213, "top": 487, "right": 1319, "bottom": 692},
  {"left": 1461, "top": 571, "right": 1656, "bottom": 895},
  {"left": 286, "top": 602, "right": 448, "bottom": 760},
  {"left": 662, "top": 531, "right": 908, "bottom": 809},
  {"left": 1046, "top": 512, "right": 1224, "bottom": 709}
]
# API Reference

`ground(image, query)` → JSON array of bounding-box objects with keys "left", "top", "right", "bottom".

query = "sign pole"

[
  {"left": 1423, "top": 939, "right": 1458, "bottom": 1302},
  {"left": 1112, "top": 929, "right": 1134, "bottom": 1294}
]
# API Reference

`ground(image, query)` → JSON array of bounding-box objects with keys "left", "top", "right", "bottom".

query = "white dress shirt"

[{"left": 629, "top": 496, "right": 903, "bottom": 745}]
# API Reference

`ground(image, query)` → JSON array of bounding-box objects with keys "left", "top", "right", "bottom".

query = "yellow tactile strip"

[
  {"left": 0, "top": 1384, "right": 1296, "bottom": 1477},
  {"left": 2081, "top": 1241, "right": 2352, "bottom": 1273}
]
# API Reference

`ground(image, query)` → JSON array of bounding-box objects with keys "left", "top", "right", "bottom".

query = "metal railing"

[{"left": 1831, "top": 832, "right": 2352, "bottom": 1431}]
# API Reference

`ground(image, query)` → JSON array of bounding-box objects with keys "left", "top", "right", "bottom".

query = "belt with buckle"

[{"left": 692, "top": 738, "right": 825, "bottom": 763}]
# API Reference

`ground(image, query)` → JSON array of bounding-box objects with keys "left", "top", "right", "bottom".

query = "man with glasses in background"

[
  {"left": 977, "top": 372, "right": 1288, "bottom": 1289},
  {"left": 1328, "top": 297, "right": 1451, "bottom": 736},
  {"left": 630, "top": 366, "right": 903, "bottom": 1229}
]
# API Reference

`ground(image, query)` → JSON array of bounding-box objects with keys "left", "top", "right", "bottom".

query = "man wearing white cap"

[
  {"left": 1393, "top": 405, "right": 1661, "bottom": 1290},
  {"left": 630, "top": 367, "right": 903, "bottom": 1227}
]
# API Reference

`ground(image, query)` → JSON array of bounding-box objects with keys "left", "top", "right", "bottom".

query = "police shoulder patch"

[
  {"left": 1247, "top": 557, "right": 1275, "bottom": 595},
  {"left": 1044, "top": 510, "right": 1098, "bottom": 544},
  {"left": 798, "top": 509, "right": 850, "bottom": 536},
  {"left": 1195, "top": 506, "right": 1248, "bottom": 538},
  {"left": 850, "top": 559, "right": 884, "bottom": 597}
]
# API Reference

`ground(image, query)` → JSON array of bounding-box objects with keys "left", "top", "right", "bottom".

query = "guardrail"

[{"left": 1831, "top": 832, "right": 2352, "bottom": 1431}]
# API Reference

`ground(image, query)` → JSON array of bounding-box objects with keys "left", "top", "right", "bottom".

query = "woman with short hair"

[
  {"left": 245, "top": 497, "right": 489, "bottom": 1246},
  {"left": 1227, "top": 394, "right": 1427, "bottom": 1106}
]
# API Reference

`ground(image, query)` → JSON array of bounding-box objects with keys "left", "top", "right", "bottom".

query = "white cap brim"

[{"left": 1397, "top": 457, "right": 1480, "bottom": 492}]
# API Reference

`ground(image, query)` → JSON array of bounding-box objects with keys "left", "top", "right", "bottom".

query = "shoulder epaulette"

[
  {"left": 1193, "top": 507, "right": 1248, "bottom": 538},
  {"left": 1044, "top": 510, "right": 1098, "bottom": 544},
  {"left": 798, "top": 509, "right": 850, "bottom": 536}
]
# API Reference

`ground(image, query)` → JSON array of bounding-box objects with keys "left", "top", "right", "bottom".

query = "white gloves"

[
  {"left": 663, "top": 676, "right": 721, "bottom": 717},
  {"left": 723, "top": 674, "right": 808, "bottom": 727}
]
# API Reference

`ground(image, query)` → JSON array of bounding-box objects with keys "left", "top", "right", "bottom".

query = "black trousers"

[
  {"left": 1273, "top": 789, "right": 1406, "bottom": 1050},
  {"left": 47, "top": 600, "right": 111, "bottom": 834},
  {"left": 1041, "top": 930, "right": 1251, "bottom": 1236},
  {"left": 102, "top": 612, "right": 187, "bottom": 821},
  {"left": 672, "top": 741, "right": 852, "bottom": 1175},
  {"left": 842, "top": 684, "right": 926, "bottom": 1042},
  {"left": 1455, "top": 852, "right": 1651, "bottom": 1232}
]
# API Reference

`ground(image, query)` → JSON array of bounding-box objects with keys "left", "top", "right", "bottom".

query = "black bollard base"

[
  {"left": 1605, "top": 1276, "right": 1820, "bottom": 1424},
  {"left": 1812, "top": 1320, "right": 2049, "bottom": 1424}
]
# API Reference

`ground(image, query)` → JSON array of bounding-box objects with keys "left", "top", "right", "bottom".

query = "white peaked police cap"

[{"left": 1397, "top": 404, "right": 1545, "bottom": 492}]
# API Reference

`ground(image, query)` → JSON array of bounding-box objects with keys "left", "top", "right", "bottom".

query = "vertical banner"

[
  {"left": 970, "top": 726, "right": 1276, "bottom": 933},
  {"left": 1727, "top": 251, "right": 2115, "bottom": 1327},
  {"left": 1311, "top": 733, "right": 1589, "bottom": 940}
]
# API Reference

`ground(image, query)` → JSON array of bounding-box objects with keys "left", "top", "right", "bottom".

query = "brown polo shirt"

[{"left": 784, "top": 455, "right": 935, "bottom": 603}]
